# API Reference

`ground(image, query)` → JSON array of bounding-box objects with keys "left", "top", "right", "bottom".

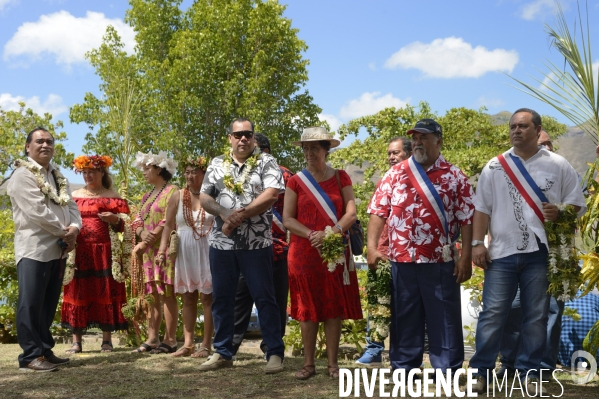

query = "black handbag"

[{"left": 335, "top": 170, "right": 364, "bottom": 255}]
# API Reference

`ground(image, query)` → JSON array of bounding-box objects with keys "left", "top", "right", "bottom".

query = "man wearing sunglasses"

[{"left": 200, "top": 118, "right": 286, "bottom": 374}]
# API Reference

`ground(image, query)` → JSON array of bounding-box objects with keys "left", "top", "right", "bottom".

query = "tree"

[
  {"left": 510, "top": 1, "right": 598, "bottom": 144},
  {"left": 329, "top": 102, "right": 567, "bottom": 227},
  {"left": 0, "top": 103, "right": 72, "bottom": 187},
  {"left": 72, "top": 0, "right": 322, "bottom": 179},
  {"left": 70, "top": 27, "right": 145, "bottom": 199}
]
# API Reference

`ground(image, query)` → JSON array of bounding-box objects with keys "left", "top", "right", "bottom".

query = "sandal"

[
  {"left": 100, "top": 341, "right": 113, "bottom": 353},
  {"left": 150, "top": 342, "right": 178, "bottom": 354},
  {"left": 65, "top": 342, "right": 82, "bottom": 354},
  {"left": 294, "top": 365, "right": 316, "bottom": 380},
  {"left": 190, "top": 346, "right": 211, "bottom": 358},
  {"left": 327, "top": 365, "right": 340, "bottom": 378},
  {"left": 131, "top": 342, "right": 157, "bottom": 353},
  {"left": 171, "top": 346, "right": 194, "bottom": 357}
]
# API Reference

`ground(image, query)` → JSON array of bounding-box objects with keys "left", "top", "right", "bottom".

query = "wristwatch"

[{"left": 471, "top": 240, "right": 485, "bottom": 247}]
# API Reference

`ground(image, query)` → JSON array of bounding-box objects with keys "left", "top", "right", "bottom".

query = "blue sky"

[{"left": 1, "top": 0, "right": 598, "bottom": 183}]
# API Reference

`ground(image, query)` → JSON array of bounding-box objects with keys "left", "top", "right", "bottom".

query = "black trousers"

[
  {"left": 16, "top": 257, "right": 65, "bottom": 367},
  {"left": 231, "top": 254, "right": 289, "bottom": 355}
]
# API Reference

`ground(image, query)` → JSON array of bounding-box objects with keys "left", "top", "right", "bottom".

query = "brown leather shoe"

[
  {"left": 19, "top": 356, "right": 59, "bottom": 372},
  {"left": 46, "top": 353, "right": 70, "bottom": 365}
]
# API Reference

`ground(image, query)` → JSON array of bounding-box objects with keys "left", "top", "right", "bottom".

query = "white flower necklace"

[
  {"left": 14, "top": 159, "right": 70, "bottom": 206},
  {"left": 221, "top": 149, "right": 261, "bottom": 195}
]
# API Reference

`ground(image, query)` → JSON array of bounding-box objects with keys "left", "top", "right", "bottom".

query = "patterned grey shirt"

[{"left": 201, "top": 148, "right": 284, "bottom": 250}]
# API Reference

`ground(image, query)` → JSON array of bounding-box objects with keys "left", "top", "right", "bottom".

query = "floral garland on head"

[
  {"left": 366, "top": 260, "right": 392, "bottom": 342},
  {"left": 73, "top": 154, "right": 112, "bottom": 172},
  {"left": 14, "top": 159, "right": 70, "bottom": 206},
  {"left": 546, "top": 204, "right": 582, "bottom": 302},
  {"left": 133, "top": 151, "right": 177, "bottom": 175},
  {"left": 221, "top": 148, "right": 261, "bottom": 195},
  {"left": 184, "top": 155, "right": 210, "bottom": 171},
  {"left": 109, "top": 213, "right": 132, "bottom": 283}
]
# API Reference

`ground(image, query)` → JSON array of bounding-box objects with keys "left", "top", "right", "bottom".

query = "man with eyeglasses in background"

[{"left": 200, "top": 118, "right": 286, "bottom": 374}]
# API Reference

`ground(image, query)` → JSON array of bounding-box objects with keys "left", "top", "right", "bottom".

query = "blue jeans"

[
  {"left": 209, "top": 246, "right": 285, "bottom": 360},
  {"left": 470, "top": 246, "right": 550, "bottom": 379},
  {"left": 500, "top": 290, "right": 564, "bottom": 370},
  {"left": 364, "top": 314, "right": 384, "bottom": 355}
]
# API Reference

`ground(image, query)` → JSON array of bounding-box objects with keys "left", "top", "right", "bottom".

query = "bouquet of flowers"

[
  {"left": 545, "top": 204, "right": 581, "bottom": 302},
  {"left": 319, "top": 226, "right": 346, "bottom": 272}
]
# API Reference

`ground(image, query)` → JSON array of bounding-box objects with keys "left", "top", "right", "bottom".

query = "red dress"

[
  {"left": 61, "top": 197, "right": 129, "bottom": 332},
  {"left": 287, "top": 170, "right": 363, "bottom": 322}
]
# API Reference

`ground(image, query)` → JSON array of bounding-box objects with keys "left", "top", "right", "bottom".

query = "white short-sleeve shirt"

[{"left": 474, "top": 147, "right": 586, "bottom": 260}]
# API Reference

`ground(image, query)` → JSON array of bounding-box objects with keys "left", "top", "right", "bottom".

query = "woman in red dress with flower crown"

[
  {"left": 283, "top": 127, "right": 363, "bottom": 380},
  {"left": 61, "top": 155, "right": 130, "bottom": 354}
]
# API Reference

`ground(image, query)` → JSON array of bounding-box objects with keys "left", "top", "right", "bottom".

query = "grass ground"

[{"left": 0, "top": 342, "right": 597, "bottom": 398}]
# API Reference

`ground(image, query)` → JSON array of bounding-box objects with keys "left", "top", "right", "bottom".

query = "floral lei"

[
  {"left": 184, "top": 155, "right": 209, "bottom": 171},
  {"left": 221, "top": 149, "right": 261, "bottom": 195},
  {"left": 546, "top": 204, "right": 581, "bottom": 302},
  {"left": 14, "top": 159, "right": 70, "bottom": 206},
  {"left": 366, "top": 260, "right": 392, "bottom": 342},
  {"left": 64, "top": 213, "right": 132, "bottom": 286},
  {"left": 73, "top": 154, "right": 112, "bottom": 172}
]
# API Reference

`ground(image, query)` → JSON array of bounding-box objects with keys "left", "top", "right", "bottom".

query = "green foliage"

[
  {"left": 0, "top": 209, "right": 17, "bottom": 342},
  {"left": 563, "top": 306, "right": 582, "bottom": 322},
  {"left": 582, "top": 320, "right": 599, "bottom": 361},
  {"left": 510, "top": 1, "right": 599, "bottom": 145},
  {"left": 0, "top": 103, "right": 73, "bottom": 186}
]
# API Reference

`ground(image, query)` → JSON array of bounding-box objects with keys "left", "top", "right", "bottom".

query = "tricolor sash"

[
  {"left": 295, "top": 169, "right": 339, "bottom": 225},
  {"left": 295, "top": 169, "right": 353, "bottom": 284},
  {"left": 404, "top": 157, "right": 456, "bottom": 262},
  {"left": 497, "top": 151, "right": 548, "bottom": 223},
  {"left": 272, "top": 207, "right": 286, "bottom": 234}
]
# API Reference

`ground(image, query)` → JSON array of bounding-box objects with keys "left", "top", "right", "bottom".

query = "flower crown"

[
  {"left": 133, "top": 151, "right": 177, "bottom": 175},
  {"left": 73, "top": 155, "right": 113, "bottom": 172},
  {"left": 183, "top": 155, "right": 210, "bottom": 171}
]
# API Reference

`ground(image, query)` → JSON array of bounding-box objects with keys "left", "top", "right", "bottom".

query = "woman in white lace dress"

[{"left": 157, "top": 156, "right": 214, "bottom": 358}]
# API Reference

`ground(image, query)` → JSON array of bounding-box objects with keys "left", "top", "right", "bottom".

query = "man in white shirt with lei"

[
  {"left": 469, "top": 109, "right": 586, "bottom": 393},
  {"left": 8, "top": 127, "right": 81, "bottom": 372}
]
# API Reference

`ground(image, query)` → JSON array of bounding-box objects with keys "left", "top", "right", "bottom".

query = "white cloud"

[
  {"left": 339, "top": 92, "right": 409, "bottom": 119},
  {"left": 318, "top": 113, "right": 343, "bottom": 132},
  {"left": 3, "top": 10, "right": 136, "bottom": 66},
  {"left": 520, "top": 0, "right": 559, "bottom": 21},
  {"left": 384, "top": 37, "right": 519, "bottom": 79},
  {"left": 368, "top": 62, "right": 377, "bottom": 71},
  {"left": 0, "top": 0, "right": 16, "bottom": 11},
  {"left": 0, "top": 92, "right": 68, "bottom": 116},
  {"left": 476, "top": 96, "right": 504, "bottom": 109}
]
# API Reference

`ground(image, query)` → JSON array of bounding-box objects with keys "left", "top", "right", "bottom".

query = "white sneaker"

[
  {"left": 198, "top": 353, "right": 233, "bottom": 371},
  {"left": 264, "top": 355, "right": 284, "bottom": 374}
]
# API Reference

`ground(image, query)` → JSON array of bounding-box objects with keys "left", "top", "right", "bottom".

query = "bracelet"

[
  {"left": 335, "top": 224, "right": 343, "bottom": 233},
  {"left": 308, "top": 230, "right": 316, "bottom": 238}
]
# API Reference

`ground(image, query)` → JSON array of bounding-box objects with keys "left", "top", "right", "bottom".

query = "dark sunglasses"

[{"left": 231, "top": 130, "right": 254, "bottom": 139}]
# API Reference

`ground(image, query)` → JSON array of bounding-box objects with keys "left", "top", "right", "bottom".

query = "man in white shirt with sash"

[
  {"left": 469, "top": 109, "right": 586, "bottom": 393},
  {"left": 7, "top": 127, "right": 81, "bottom": 372}
]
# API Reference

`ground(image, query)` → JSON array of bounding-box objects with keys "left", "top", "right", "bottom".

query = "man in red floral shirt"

[
  {"left": 231, "top": 133, "right": 293, "bottom": 356},
  {"left": 367, "top": 119, "right": 474, "bottom": 373}
]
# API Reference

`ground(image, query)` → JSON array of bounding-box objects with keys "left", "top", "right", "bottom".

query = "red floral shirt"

[
  {"left": 272, "top": 165, "right": 293, "bottom": 261},
  {"left": 367, "top": 155, "right": 474, "bottom": 263}
]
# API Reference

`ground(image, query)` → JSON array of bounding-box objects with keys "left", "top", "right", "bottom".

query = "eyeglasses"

[{"left": 231, "top": 130, "right": 254, "bottom": 140}]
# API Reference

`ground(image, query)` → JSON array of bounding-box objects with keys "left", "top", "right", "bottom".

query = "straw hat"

[{"left": 292, "top": 127, "right": 341, "bottom": 148}]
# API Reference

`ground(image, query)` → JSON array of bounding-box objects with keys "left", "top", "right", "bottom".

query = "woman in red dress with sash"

[
  {"left": 62, "top": 155, "right": 129, "bottom": 353},
  {"left": 283, "top": 127, "right": 363, "bottom": 380}
]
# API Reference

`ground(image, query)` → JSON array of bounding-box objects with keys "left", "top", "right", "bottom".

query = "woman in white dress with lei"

[{"left": 157, "top": 156, "right": 214, "bottom": 358}]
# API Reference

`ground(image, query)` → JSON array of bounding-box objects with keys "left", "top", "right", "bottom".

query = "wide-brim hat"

[
  {"left": 406, "top": 118, "right": 443, "bottom": 136},
  {"left": 292, "top": 126, "right": 341, "bottom": 148}
]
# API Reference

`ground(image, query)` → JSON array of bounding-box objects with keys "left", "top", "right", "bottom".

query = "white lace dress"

[{"left": 174, "top": 194, "right": 214, "bottom": 294}]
